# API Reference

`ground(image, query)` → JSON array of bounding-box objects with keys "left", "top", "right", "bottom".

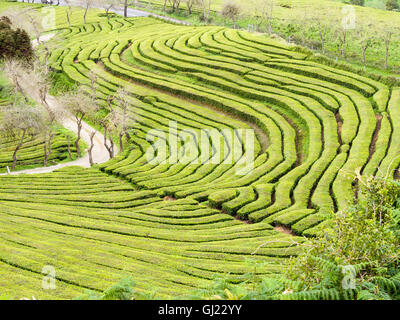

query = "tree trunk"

[
  {"left": 362, "top": 46, "right": 367, "bottom": 64},
  {"left": 44, "top": 132, "right": 54, "bottom": 167},
  {"left": 14, "top": 78, "right": 29, "bottom": 103},
  {"left": 119, "top": 132, "right": 124, "bottom": 153},
  {"left": 88, "top": 131, "right": 96, "bottom": 166},
  {"left": 12, "top": 129, "right": 26, "bottom": 171},
  {"left": 44, "top": 138, "right": 48, "bottom": 167},
  {"left": 67, "top": 135, "right": 72, "bottom": 160},
  {"left": 320, "top": 31, "right": 325, "bottom": 54},
  {"left": 75, "top": 117, "right": 83, "bottom": 158},
  {"left": 84, "top": 6, "right": 88, "bottom": 24},
  {"left": 66, "top": 8, "right": 71, "bottom": 27},
  {"left": 103, "top": 124, "right": 114, "bottom": 159},
  {"left": 341, "top": 32, "right": 346, "bottom": 58},
  {"left": 124, "top": 0, "right": 128, "bottom": 18},
  {"left": 385, "top": 42, "right": 389, "bottom": 69},
  {"left": 109, "top": 129, "right": 114, "bottom": 158}
]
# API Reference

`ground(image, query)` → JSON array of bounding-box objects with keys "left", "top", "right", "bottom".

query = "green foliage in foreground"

[
  {"left": 75, "top": 277, "right": 136, "bottom": 300},
  {"left": 198, "top": 174, "right": 400, "bottom": 300}
]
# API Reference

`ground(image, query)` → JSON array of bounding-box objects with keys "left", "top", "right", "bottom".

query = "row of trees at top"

[
  {"left": 17, "top": 0, "right": 400, "bottom": 70},
  {"left": 161, "top": 0, "right": 398, "bottom": 70},
  {"left": 0, "top": 9, "right": 135, "bottom": 171},
  {"left": 348, "top": 0, "right": 399, "bottom": 11}
]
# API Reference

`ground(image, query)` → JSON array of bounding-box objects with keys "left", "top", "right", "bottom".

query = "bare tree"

[
  {"left": 106, "top": 105, "right": 123, "bottom": 154},
  {"left": 246, "top": 0, "right": 261, "bottom": 32},
  {"left": 88, "top": 70, "right": 98, "bottom": 106},
  {"left": 199, "top": 0, "right": 213, "bottom": 24},
  {"left": 66, "top": 135, "right": 73, "bottom": 160},
  {"left": 114, "top": 87, "right": 131, "bottom": 143},
  {"left": 245, "top": 0, "right": 273, "bottom": 33},
  {"left": 123, "top": 0, "right": 128, "bottom": 17},
  {"left": 0, "top": 102, "right": 42, "bottom": 171},
  {"left": 99, "top": 89, "right": 134, "bottom": 158},
  {"left": 96, "top": 0, "right": 120, "bottom": 19},
  {"left": 88, "top": 131, "right": 96, "bottom": 166},
  {"left": 22, "top": 60, "right": 54, "bottom": 120},
  {"left": 5, "top": 8, "right": 43, "bottom": 44},
  {"left": 2, "top": 59, "right": 29, "bottom": 102},
  {"left": 381, "top": 25, "right": 397, "bottom": 69},
  {"left": 294, "top": 7, "right": 310, "bottom": 46},
  {"left": 58, "top": 87, "right": 97, "bottom": 158},
  {"left": 65, "top": 0, "right": 73, "bottom": 27},
  {"left": 171, "top": 0, "right": 182, "bottom": 12},
  {"left": 185, "top": 0, "right": 198, "bottom": 14},
  {"left": 221, "top": 1, "right": 241, "bottom": 29},
  {"left": 42, "top": 114, "right": 55, "bottom": 167},
  {"left": 259, "top": 0, "right": 273, "bottom": 34},
  {"left": 335, "top": 26, "right": 349, "bottom": 58},
  {"left": 100, "top": 96, "right": 116, "bottom": 158},
  {"left": 357, "top": 24, "right": 375, "bottom": 65},
  {"left": 313, "top": 15, "right": 329, "bottom": 54},
  {"left": 82, "top": 0, "right": 95, "bottom": 24}
]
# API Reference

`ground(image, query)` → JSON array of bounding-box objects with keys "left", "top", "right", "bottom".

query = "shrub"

[
  {"left": 0, "top": 16, "right": 33, "bottom": 62},
  {"left": 74, "top": 277, "right": 136, "bottom": 300},
  {"left": 195, "top": 173, "right": 400, "bottom": 300},
  {"left": 386, "top": 0, "right": 400, "bottom": 10},
  {"left": 282, "top": 173, "right": 400, "bottom": 299},
  {"left": 349, "top": 0, "right": 365, "bottom": 6}
]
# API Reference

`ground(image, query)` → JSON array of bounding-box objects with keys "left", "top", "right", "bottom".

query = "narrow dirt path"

[{"left": 1, "top": 34, "right": 113, "bottom": 176}]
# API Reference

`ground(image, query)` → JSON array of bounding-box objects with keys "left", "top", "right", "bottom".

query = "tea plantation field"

[{"left": 0, "top": 5, "right": 399, "bottom": 299}]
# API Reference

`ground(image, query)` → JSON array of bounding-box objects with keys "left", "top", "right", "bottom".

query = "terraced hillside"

[
  {"left": 0, "top": 166, "right": 298, "bottom": 298},
  {"left": 46, "top": 16, "right": 400, "bottom": 230},
  {"left": 0, "top": 10, "right": 399, "bottom": 299}
]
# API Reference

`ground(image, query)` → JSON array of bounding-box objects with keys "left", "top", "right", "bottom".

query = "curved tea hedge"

[{"left": 1, "top": 12, "right": 399, "bottom": 299}]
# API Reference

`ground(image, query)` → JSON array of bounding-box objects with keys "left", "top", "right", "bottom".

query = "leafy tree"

[
  {"left": 349, "top": 0, "right": 365, "bottom": 6},
  {"left": 0, "top": 16, "right": 33, "bottom": 62},
  {"left": 386, "top": 0, "right": 400, "bottom": 11},
  {"left": 276, "top": 173, "right": 400, "bottom": 300}
]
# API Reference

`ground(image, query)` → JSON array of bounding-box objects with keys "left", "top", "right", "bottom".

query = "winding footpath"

[{"left": 1, "top": 34, "right": 112, "bottom": 176}]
